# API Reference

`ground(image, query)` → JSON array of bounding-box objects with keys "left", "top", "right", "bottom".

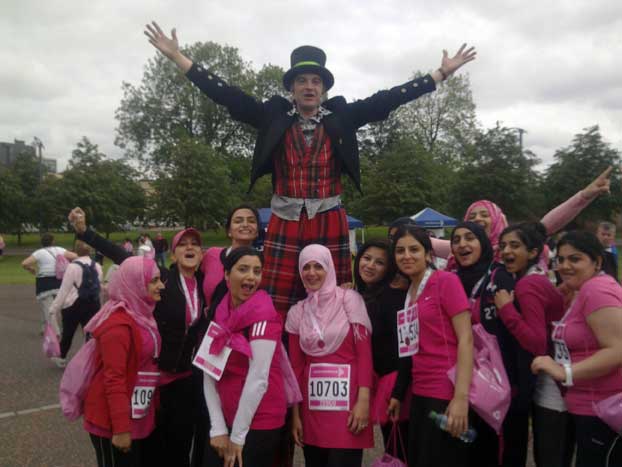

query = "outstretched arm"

[
  {"left": 144, "top": 21, "right": 193, "bottom": 73},
  {"left": 541, "top": 166, "right": 613, "bottom": 235}
]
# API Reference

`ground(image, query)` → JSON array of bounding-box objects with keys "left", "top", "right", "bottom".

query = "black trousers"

[
  {"left": 90, "top": 433, "right": 160, "bottom": 467},
  {"left": 532, "top": 404, "right": 575, "bottom": 467},
  {"left": 468, "top": 412, "right": 500, "bottom": 467},
  {"left": 501, "top": 410, "right": 530, "bottom": 467},
  {"left": 573, "top": 414, "right": 622, "bottom": 467},
  {"left": 156, "top": 374, "right": 196, "bottom": 467},
  {"left": 380, "top": 421, "right": 409, "bottom": 462},
  {"left": 303, "top": 445, "right": 363, "bottom": 467},
  {"left": 408, "top": 395, "right": 469, "bottom": 467},
  {"left": 202, "top": 427, "right": 282, "bottom": 467},
  {"left": 60, "top": 298, "right": 99, "bottom": 358}
]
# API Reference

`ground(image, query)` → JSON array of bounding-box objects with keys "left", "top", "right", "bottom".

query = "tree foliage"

[{"left": 543, "top": 125, "right": 621, "bottom": 223}]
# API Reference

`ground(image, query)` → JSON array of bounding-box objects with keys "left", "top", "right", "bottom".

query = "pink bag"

[
  {"left": 593, "top": 393, "right": 622, "bottom": 434},
  {"left": 59, "top": 339, "right": 99, "bottom": 421},
  {"left": 55, "top": 254, "right": 69, "bottom": 280},
  {"left": 278, "top": 342, "right": 302, "bottom": 407},
  {"left": 447, "top": 324, "right": 511, "bottom": 434},
  {"left": 371, "top": 371, "right": 411, "bottom": 425},
  {"left": 42, "top": 323, "right": 61, "bottom": 358},
  {"left": 371, "top": 422, "right": 407, "bottom": 467}
]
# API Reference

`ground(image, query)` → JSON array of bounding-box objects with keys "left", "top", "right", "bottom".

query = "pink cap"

[{"left": 171, "top": 228, "right": 202, "bottom": 251}]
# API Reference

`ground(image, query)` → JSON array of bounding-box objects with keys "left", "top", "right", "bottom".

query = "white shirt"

[{"left": 32, "top": 247, "right": 67, "bottom": 277}]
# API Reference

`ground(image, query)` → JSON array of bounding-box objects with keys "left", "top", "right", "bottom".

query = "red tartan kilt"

[{"left": 261, "top": 208, "right": 352, "bottom": 318}]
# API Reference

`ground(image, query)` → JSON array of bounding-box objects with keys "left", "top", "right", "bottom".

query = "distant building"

[{"left": 0, "top": 139, "right": 57, "bottom": 173}]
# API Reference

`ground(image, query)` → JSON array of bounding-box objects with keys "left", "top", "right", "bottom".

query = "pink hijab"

[
  {"left": 285, "top": 244, "right": 371, "bottom": 357},
  {"left": 85, "top": 256, "right": 159, "bottom": 335},
  {"left": 465, "top": 200, "right": 508, "bottom": 261}
]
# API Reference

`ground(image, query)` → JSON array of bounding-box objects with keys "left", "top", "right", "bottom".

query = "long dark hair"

[
  {"left": 354, "top": 239, "right": 395, "bottom": 299},
  {"left": 557, "top": 231, "right": 604, "bottom": 264},
  {"left": 499, "top": 222, "right": 547, "bottom": 272}
]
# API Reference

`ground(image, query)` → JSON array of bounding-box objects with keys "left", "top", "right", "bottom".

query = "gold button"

[
  {"left": 413, "top": 82, "right": 418, "bottom": 88},
  {"left": 217, "top": 82, "right": 223, "bottom": 87},
  {"left": 207, "top": 75, "right": 213, "bottom": 80},
  {"left": 339, "top": 138, "right": 343, "bottom": 144},
  {"left": 400, "top": 88, "right": 406, "bottom": 93},
  {"left": 424, "top": 78, "right": 428, "bottom": 83}
]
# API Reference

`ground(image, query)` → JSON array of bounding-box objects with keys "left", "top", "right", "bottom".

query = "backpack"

[
  {"left": 44, "top": 248, "right": 69, "bottom": 280},
  {"left": 74, "top": 260, "right": 100, "bottom": 303},
  {"left": 59, "top": 339, "right": 98, "bottom": 421}
]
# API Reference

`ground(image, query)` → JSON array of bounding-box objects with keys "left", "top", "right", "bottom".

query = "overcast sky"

[{"left": 2, "top": 0, "right": 621, "bottom": 171}]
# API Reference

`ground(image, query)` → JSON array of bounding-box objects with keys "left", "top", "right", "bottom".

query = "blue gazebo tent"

[{"left": 410, "top": 208, "right": 458, "bottom": 239}]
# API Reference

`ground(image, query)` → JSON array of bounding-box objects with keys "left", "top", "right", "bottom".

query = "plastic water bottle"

[{"left": 428, "top": 410, "right": 477, "bottom": 443}]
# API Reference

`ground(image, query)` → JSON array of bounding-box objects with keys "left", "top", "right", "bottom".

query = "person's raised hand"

[
  {"left": 68, "top": 207, "right": 87, "bottom": 234},
  {"left": 144, "top": 21, "right": 180, "bottom": 60},
  {"left": 439, "top": 44, "right": 477, "bottom": 77},
  {"left": 582, "top": 166, "right": 613, "bottom": 200}
]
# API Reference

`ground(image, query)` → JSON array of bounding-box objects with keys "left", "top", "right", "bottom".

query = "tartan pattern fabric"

[
  {"left": 273, "top": 124, "right": 342, "bottom": 199},
  {"left": 261, "top": 207, "right": 352, "bottom": 319}
]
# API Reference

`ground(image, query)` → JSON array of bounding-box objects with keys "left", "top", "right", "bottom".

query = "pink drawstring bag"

[
  {"left": 447, "top": 324, "right": 511, "bottom": 434},
  {"left": 55, "top": 254, "right": 69, "bottom": 280},
  {"left": 278, "top": 342, "right": 302, "bottom": 406},
  {"left": 59, "top": 339, "right": 99, "bottom": 421},
  {"left": 593, "top": 393, "right": 622, "bottom": 434},
  {"left": 42, "top": 323, "right": 61, "bottom": 358},
  {"left": 371, "top": 421, "right": 407, "bottom": 467}
]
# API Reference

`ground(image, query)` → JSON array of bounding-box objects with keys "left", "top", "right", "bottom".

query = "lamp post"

[{"left": 32, "top": 137, "right": 44, "bottom": 231}]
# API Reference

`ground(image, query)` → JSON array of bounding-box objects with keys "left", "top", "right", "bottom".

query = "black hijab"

[{"left": 451, "top": 221, "right": 494, "bottom": 296}]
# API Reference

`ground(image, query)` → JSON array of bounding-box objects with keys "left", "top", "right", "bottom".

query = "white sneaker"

[{"left": 51, "top": 357, "right": 67, "bottom": 368}]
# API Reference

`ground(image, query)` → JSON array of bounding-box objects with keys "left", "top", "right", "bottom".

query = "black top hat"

[{"left": 282, "top": 45, "right": 334, "bottom": 91}]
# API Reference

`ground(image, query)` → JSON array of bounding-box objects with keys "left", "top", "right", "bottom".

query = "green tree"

[
  {"left": 0, "top": 166, "right": 28, "bottom": 243},
  {"left": 150, "top": 135, "right": 234, "bottom": 228},
  {"left": 450, "top": 125, "right": 543, "bottom": 221},
  {"left": 543, "top": 125, "right": 621, "bottom": 224},
  {"left": 58, "top": 137, "right": 146, "bottom": 236}
]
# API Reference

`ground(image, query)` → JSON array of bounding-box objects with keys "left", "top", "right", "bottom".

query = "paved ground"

[{"left": 0, "top": 283, "right": 535, "bottom": 466}]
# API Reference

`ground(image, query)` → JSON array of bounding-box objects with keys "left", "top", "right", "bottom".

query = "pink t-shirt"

[
  {"left": 560, "top": 274, "right": 622, "bottom": 416},
  {"left": 159, "top": 276, "right": 198, "bottom": 386},
  {"left": 201, "top": 247, "right": 225, "bottom": 308},
  {"left": 410, "top": 270, "right": 470, "bottom": 401},
  {"left": 289, "top": 325, "right": 374, "bottom": 449},
  {"left": 216, "top": 319, "right": 286, "bottom": 430}
]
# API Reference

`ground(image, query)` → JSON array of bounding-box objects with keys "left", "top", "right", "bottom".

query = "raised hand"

[
  {"left": 68, "top": 207, "right": 87, "bottom": 234},
  {"left": 144, "top": 21, "right": 180, "bottom": 60},
  {"left": 582, "top": 166, "right": 613, "bottom": 200},
  {"left": 440, "top": 44, "right": 477, "bottom": 77}
]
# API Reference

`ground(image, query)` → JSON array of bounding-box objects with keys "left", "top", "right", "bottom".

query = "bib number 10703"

[{"left": 308, "top": 363, "right": 350, "bottom": 411}]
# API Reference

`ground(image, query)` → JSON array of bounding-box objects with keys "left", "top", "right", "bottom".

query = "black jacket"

[
  {"left": 78, "top": 228, "right": 207, "bottom": 373},
  {"left": 185, "top": 63, "right": 437, "bottom": 193}
]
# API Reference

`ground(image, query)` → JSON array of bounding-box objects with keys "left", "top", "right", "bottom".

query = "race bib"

[
  {"left": 552, "top": 322, "right": 571, "bottom": 366},
  {"left": 397, "top": 304, "right": 419, "bottom": 357},
  {"left": 193, "top": 322, "right": 232, "bottom": 381},
  {"left": 131, "top": 371, "right": 159, "bottom": 419},
  {"left": 308, "top": 363, "right": 350, "bottom": 411}
]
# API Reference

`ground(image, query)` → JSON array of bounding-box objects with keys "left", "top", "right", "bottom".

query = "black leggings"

[
  {"left": 90, "top": 433, "right": 164, "bottom": 467},
  {"left": 573, "top": 414, "right": 622, "bottom": 467},
  {"left": 202, "top": 427, "right": 282, "bottom": 467},
  {"left": 532, "top": 404, "right": 575, "bottom": 467},
  {"left": 408, "top": 395, "right": 469, "bottom": 467},
  {"left": 60, "top": 299, "right": 99, "bottom": 358},
  {"left": 303, "top": 445, "right": 363, "bottom": 467}
]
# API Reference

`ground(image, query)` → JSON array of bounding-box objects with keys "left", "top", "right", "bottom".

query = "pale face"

[
  {"left": 467, "top": 206, "right": 492, "bottom": 235},
  {"left": 228, "top": 209, "right": 259, "bottom": 245},
  {"left": 499, "top": 231, "right": 537, "bottom": 275},
  {"left": 301, "top": 260, "right": 327, "bottom": 291},
  {"left": 358, "top": 246, "right": 389, "bottom": 286},
  {"left": 172, "top": 234, "right": 203, "bottom": 270},
  {"left": 451, "top": 228, "right": 483, "bottom": 268},
  {"left": 596, "top": 227, "right": 615, "bottom": 248},
  {"left": 556, "top": 244, "right": 601, "bottom": 291},
  {"left": 225, "top": 255, "right": 262, "bottom": 307},
  {"left": 291, "top": 73, "right": 324, "bottom": 113},
  {"left": 394, "top": 234, "right": 431, "bottom": 280},
  {"left": 147, "top": 273, "right": 165, "bottom": 302}
]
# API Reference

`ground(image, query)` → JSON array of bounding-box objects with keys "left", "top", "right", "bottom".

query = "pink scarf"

[
  {"left": 85, "top": 256, "right": 159, "bottom": 335},
  {"left": 465, "top": 200, "right": 508, "bottom": 260},
  {"left": 285, "top": 244, "right": 371, "bottom": 357},
  {"left": 209, "top": 289, "right": 279, "bottom": 358}
]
